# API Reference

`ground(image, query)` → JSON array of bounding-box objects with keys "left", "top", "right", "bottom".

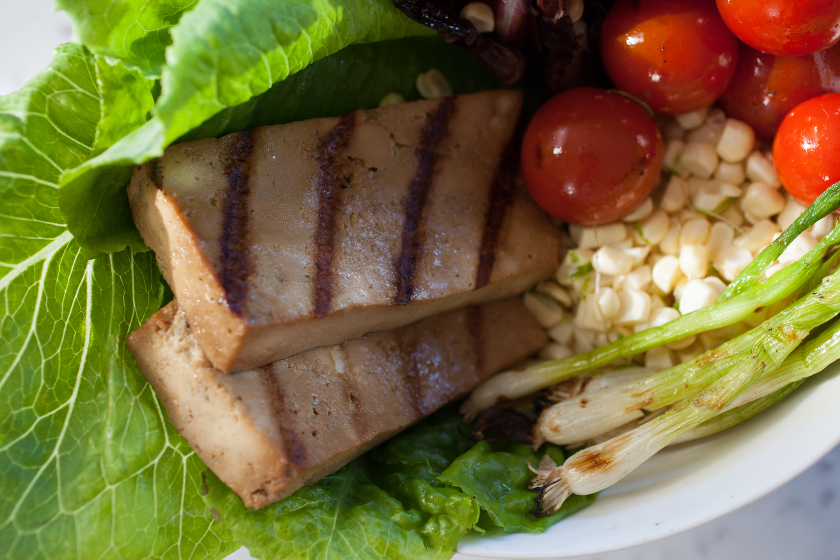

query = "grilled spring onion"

[
  {"left": 540, "top": 316, "right": 840, "bottom": 448},
  {"left": 462, "top": 180, "right": 840, "bottom": 419},
  {"left": 531, "top": 269, "right": 840, "bottom": 513}
]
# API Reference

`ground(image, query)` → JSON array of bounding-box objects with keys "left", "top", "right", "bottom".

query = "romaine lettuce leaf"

[
  {"left": 59, "top": 0, "right": 435, "bottom": 256},
  {"left": 439, "top": 441, "right": 598, "bottom": 533},
  {"left": 55, "top": 0, "right": 198, "bottom": 78},
  {"left": 0, "top": 43, "right": 234, "bottom": 560},
  {"left": 93, "top": 56, "right": 156, "bottom": 155}
]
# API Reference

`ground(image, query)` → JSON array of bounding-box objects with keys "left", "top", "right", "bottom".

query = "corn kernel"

[
  {"left": 745, "top": 151, "right": 780, "bottom": 187},
  {"left": 714, "top": 161, "right": 746, "bottom": 185},
  {"left": 548, "top": 319, "right": 574, "bottom": 345},
  {"left": 663, "top": 140, "right": 686, "bottom": 172},
  {"left": 539, "top": 343, "right": 574, "bottom": 361},
  {"left": 624, "top": 265, "right": 652, "bottom": 291},
  {"left": 706, "top": 222, "right": 735, "bottom": 260},
  {"left": 679, "top": 278, "right": 719, "bottom": 314},
  {"left": 378, "top": 92, "right": 406, "bottom": 107},
  {"left": 660, "top": 220, "right": 682, "bottom": 255},
  {"left": 645, "top": 346, "right": 674, "bottom": 370},
  {"left": 739, "top": 182, "right": 785, "bottom": 220},
  {"left": 593, "top": 246, "right": 634, "bottom": 275},
  {"left": 524, "top": 292, "right": 564, "bottom": 328},
  {"left": 714, "top": 245, "right": 753, "bottom": 281},
  {"left": 632, "top": 210, "right": 669, "bottom": 246},
  {"left": 679, "top": 244, "right": 710, "bottom": 279},
  {"left": 578, "top": 222, "right": 628, "bottom": 248},
  {"left": 416, "top": 69, "right": 453, "bottom": 99},
  {"left": 660, "top": 175, "right": 689, "bottom": 213},
  {"left": 614, "top": 289, "right": 652, "bottom": 326},
  {"left": 459, "top": 2, "right": 495, "bottom": 33},
  {"left": 679, "top": 216, "right": 711, "bottom": 246},
  {"left": 810, "top": 214, "right": 836, "bottom": 240},
  {"left": 716, "top": 118, "right": 755, "bottom": 163},
  {"left": 692, "top": 180, "right": 741, "bottom": 213},
  {"left": 679, "top": 142, "right": 719, "bottom": 178},
  {"left": 675, "top": 106, "right": 710, "bottom": 130},
  {"left": 652, "top": 255, "right": 683, "bottom": 293},
  {"left": 623, "top": 197, "right": 654, "bottom": 222},
  {"left": 597, "top": 287, "right": 621, "bottom": 321},
  {"left": 734, "top": 219, "right": 780, "bottom": 253}
]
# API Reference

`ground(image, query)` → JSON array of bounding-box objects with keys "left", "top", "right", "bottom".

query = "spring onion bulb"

[{"left": 531, "top": 269, "right": 840, "bottom": 512}]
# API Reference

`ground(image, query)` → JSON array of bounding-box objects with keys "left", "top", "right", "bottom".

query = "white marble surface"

[{"left": 3, "top": 1, "right": 839, "bottom": 558}]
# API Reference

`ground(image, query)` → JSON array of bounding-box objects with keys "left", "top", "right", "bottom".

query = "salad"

[{"left": 3, "top": 0, "right": 840, "bottom": 559}]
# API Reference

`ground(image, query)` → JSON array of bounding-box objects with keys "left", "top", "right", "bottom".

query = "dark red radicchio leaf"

[
  {"left": 392, "top": 0, "right": 618, "bottom": 89},
  {"left": 495, "top": 0, "right": 529, "bottom": 45},
  {"left": 393, "top": 0, "right": 526, "bottom": 83},
  {"left": 472, "top": 406, "right": 535, "bottom": 445},
  {"left": 392, "top": 0, "right": 479, "bottom": 43}
]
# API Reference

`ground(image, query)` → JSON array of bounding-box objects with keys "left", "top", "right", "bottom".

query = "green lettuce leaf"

[
  {"left": 0, "top": 43, "right": 234, "bottom": 560},
  {"left": 439, "top": 442, "right": 598, "bottom": 533},
  {"left": 203, "top": 409, "right": 598, "bottom": 560},
  {"left": 93, "top": 56, "right": 156, "bottom": 155},
  {"left": 180, "top": 37, "right": 500, "bottom": 144},
  {"left": 55, "top": 0, "right": 198, "bottom": 77},
  {"left": 203, "top": 409, "right": 481, "bottom": 560},
  {"left": 59, "top": 0, "right": 434, "bottom": 256}
]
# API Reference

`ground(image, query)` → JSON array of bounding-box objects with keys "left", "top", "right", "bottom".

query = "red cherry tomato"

[
  {"left": 520, "top": 88, "right": 664, "bottom": 225},
  {"left": 773, "top": 93, "right": 840, "bottom": 203},
  {"left": 716, "top": 0, "right": 840, "bottom": 57},
  {"left": 600, "top": 0, "right": 739, "bottom": 115},
  {"left": 720, "top": 43, "right": 840, "bottom": 139}
]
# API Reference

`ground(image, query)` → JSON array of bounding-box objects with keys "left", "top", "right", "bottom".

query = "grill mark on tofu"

[
  {"left": 475, "top": 136, "right": 520, "bottom": 289},
  {"left": 258, "top": 366, "right": 308, "bottom": 468},
  {"left": 147, "top": 158, "right": 164, "bottom": 189},
  {"left": 394, "top": 97, "right": 458, "bottom": 305},
  {"left": 219, "top": 130, "right": 256, "bottom": 316},
  {"left": 313, "top": 112, "right": 358, "bottom": 318}
]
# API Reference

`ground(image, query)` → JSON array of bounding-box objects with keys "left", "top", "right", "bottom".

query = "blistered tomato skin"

[
  {"left": 716, "top": 0, "right": 840, "bottom": 57},
  {"left": 720, "top": 43, "right": 840, "bottom": 139},
  {"left": 600, "top": 0, "right": 739, "bottom": 115},
  {"left": 520, "top": 88, "right": 664, "bottom": 225},
  {"left": 773, "top": 94, "right": 840, "bottom": 203}
]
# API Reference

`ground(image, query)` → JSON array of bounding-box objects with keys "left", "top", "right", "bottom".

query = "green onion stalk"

[
  {"left": 462, "top": 181, "right": 840, "bottom": 420},
  {"left": 671, "top": 382, "right": 803, "bottom": 445},
  {"left": 672, "top": 314, "right": 840, "bottom": 444},
  {"left": 531, "top": 269, "right": 840, "bottom": 513},
  {"left": 534, "top": 309, "right": 840, "bottom": 446}
]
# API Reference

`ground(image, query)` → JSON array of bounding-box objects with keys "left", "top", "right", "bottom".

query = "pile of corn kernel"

[{"left": 524, "top": 106, "right": 837, "bottom": 371}]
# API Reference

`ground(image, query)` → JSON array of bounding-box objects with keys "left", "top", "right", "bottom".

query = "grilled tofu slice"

[
  {"left": 128, "top": 90, "right": 560, "bottom": 373},
  {"left": 127, "top": 298, "right": 546, "bottom": 509}
]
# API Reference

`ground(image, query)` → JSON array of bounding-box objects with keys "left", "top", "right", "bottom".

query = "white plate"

[{"left": 226, "top": 358, "right": 840, "bottom": 560}]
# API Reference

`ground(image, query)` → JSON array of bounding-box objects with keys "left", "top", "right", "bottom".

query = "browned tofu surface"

[
  {"left": 128, "top": 90, "right": 560, "bottom": 373},
  {"left": 127, "top": 298, "right": 546, "bottom": 509}
]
